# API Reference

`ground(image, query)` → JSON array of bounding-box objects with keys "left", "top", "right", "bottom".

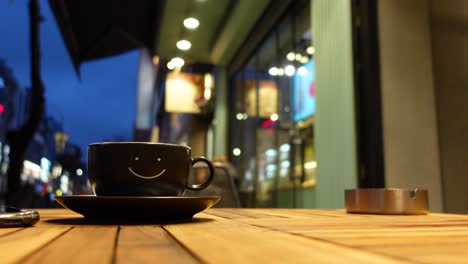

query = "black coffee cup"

[{"left": 87, "top": 142, "right": 214, "bottom": 196}]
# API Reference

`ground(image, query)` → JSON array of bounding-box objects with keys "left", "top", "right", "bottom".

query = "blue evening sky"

[{"left": 0, "top": 0, "right": 139, "bottom": 156}]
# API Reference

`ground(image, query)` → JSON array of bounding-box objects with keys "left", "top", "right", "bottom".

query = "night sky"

[{"left": 0, "top": 0, "right": 139, "bottom": 157}]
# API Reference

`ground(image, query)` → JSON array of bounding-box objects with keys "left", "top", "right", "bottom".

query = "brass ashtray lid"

[{"left": 345, "top": 188, "right": 429, "bottom": 215}]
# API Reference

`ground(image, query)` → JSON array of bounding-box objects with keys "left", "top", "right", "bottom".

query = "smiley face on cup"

[
  {"left": 128, "top": 155, "right": 166, "bottom": 180},
  {"left": 87, "top": 142, "right": 214, "bottom": 196}
]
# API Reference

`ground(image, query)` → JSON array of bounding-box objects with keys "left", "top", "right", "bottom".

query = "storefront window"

[{"left": 230, "top": 0, "right": 314, "bottom": 208}]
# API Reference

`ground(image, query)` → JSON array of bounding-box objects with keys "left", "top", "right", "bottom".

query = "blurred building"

[
  {"left": 0, "top": 59, "right": 17, "bottom": 143},
  {"left": 0, "top": 59, "right": 87, "bottom": 206},
  {"left": 0, "top": 59, "right": 19, "bottom": 195}
]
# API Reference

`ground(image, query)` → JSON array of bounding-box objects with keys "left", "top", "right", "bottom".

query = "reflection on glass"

[{"left": 293, "top": 59, "right": 315, "bottom": 122}]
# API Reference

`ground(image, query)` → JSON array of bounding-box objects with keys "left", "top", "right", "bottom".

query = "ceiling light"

[
  {"left": 176, "top": 40, "right": 191, "bottom": 50},
  {"left": 307, "top": 46, "right": 315, "bottom": 55},
  {"left": 268, "top": 67, "right": 278, "bottom": 76},
  {"left": 184, "top": 17, "right": 199, "bottom": 30},
  {"left": 233, "top": 148, "right": 242, "bottom": 156},
  {"left": 286, "top": 52, "right": 295, "bottom": 61},
  {"left": 285, "top": 65, "right": 295, "bottom": 76},
  {"left": 171, "top": 57, "right": 185, "bottom": 68},
  {"left": 167, "top": 61, "right": 175, "bottom": 70},
  {"left": 295, "top": 53, "right": 302, "bottom": 61}
]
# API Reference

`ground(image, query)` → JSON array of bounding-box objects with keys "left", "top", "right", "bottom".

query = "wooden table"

[{"left": 1, "top": 209, "right": 468, "bottom": 263}]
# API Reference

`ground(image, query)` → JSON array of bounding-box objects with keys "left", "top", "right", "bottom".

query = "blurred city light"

[
  {"left": 24, "top": 160, "right": 41, "bottom": 173},
  {"left": 0, "top": 104, "right": 4, "bottom": 113},
  {"left": 307, "top": 46, "right": 315, "bottom": 55},
  {"left": 298, "top": 66, "right": 308, "bottom": 76},
  {"left": 204, "top": 86, "right": 212, "bottom": 100},
  {"left": 184, "top": 17, "right": 200, "bottom": 29},
  {"left": 286, "top": 52, "right": 295, "bottom": 61},
  {"left": 266, "top": 164, "right": 277, "bottom": 172},
  {"left": 270, "top": 113, "right": 279, "bottom": 121},
  {"left": 52, "top": 164, "right": 62, "bottom": 178},
  {"left": 1, "top": 145, "right": 9, "bottom": 174},
  {"left": 204, "top": 73, "right": 213, "bottom": 100},
  {"left": 304, "top": 161, "right": 317, "bottom": 169},
  {"left": 152, "top": 55, "right": 160, "bottom": 65},
  {"left": 233, "top": 148, "right": 242, "bottom": 156},
  {"left": 265, "top": 149, "right": 277, "bottom": 157},
  {"left": 236, "top": 113, "right": 244, "bottom": 120},
  {"left": 177, "top": 40, "right": 191, "bottom": 50},
  {"left": 54, "top": 132, "right": 68, "bottom": 154},
  {"left": 285, "top": 65, "right": 295, "bottom": 76},
  {"left": 281, "top": 160, "right": 291, "bottom": 168},
  {"left": 280, "top": 144, "right": 291, "bottom": 152},
  {"left": 60, "top": 174, "right": 69, "bottom": 194},
  {"left": 277, "top": 68, "right": 284, "bottom": 76},
  {"left": 300, "top": 56, "right": 309, "bottom": 64},
  {"left": 40, "top": 157, "right": 51, "bottom": 183},
  {"left": 76, "top": 168, "right": 83, "bottom": 176},
  {"left": 55, "top": 189, "right": 63, "bottom": 196}
]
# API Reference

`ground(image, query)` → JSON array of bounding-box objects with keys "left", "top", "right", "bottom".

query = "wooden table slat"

[
  {"left": 116, "top": 226, "right": 200, "bottom": 264},
  {"left": 0, "top": 227, "right": 71, "bottom": 263},
  {"left": 370, "top": 245, "right": 468, "bottom": 264},
  {"left": 203, "top": 208, "right": 289, "bottom": 219},
  {"left": 0, "top": 228, "right": 23, "bottom": 237},
  {"left": 21, "top": 226, "right": 117, "bottom": 264},
  {"left": 163, "top": 213, "right": 404, "bottom": 264}
]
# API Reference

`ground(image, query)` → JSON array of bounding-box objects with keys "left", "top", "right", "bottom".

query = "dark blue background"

[{"left": 0, "top": 0, "right": 139, "bottom": 156}]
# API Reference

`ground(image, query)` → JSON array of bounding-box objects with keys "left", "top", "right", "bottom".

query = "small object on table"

[
  {"left": 0, "top": 206, "right": 40, "bottom": 227},
  {"left": 345, "top": 188, "right": 429, "bottom": 215}
]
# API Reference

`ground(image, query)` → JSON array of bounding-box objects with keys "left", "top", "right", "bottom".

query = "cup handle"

[{"left": 186, "top": 157, "right": 215, "bottom": 190}]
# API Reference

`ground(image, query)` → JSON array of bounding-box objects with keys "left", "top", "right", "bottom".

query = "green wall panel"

[
  {"left": 277, "top": 188, "right": 316, "bottom": 208},
  {"left": 312, "top": 0, "right": 358, "bottom": 208}
]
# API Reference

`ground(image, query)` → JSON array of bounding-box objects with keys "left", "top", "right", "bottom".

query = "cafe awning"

[
  {"left": 48, "top": 0, "right": 276, "bottom": 74},
  {"left": 48, "top": 0, "right": 164, "bottom": 74}
]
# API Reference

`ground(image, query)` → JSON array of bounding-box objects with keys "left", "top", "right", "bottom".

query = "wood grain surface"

[{"left": 0, "top": 208, "right": 467, "bottom": 263}]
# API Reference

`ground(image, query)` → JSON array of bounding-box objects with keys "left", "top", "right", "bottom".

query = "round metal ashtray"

[{"left": 345, "top": 188, "right": 429, "bottom": 215}]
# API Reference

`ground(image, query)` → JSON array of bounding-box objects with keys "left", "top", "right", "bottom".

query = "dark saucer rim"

[
  {"left": 53, "top": 195, "right": 220, "bottom": 223},
  {"left": 56, "top": 195, "right": 221, "bottom": 201}
]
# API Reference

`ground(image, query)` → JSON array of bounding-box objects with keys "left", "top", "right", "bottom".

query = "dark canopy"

[{"left": 48, "top": 0, "right": 164, "bottom": 74}]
